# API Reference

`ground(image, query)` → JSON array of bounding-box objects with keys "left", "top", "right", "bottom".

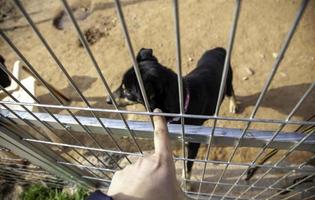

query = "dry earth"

[{"left": 0, "top": 0, "right": 315, "bottom": 197}]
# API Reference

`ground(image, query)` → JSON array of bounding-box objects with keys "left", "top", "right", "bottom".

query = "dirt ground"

[{"left": 0, "top": 0, "right": 314, "bottom": 193}]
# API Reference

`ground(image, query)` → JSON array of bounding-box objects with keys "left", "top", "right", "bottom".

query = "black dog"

[
  {"left": 0, "top": 54, "right": 11, "bottom": 88},
  {"left": 106, "top": 48, "right": 237, "bottom": 189}
]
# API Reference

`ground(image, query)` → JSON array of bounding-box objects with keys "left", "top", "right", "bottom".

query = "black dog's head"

[{"left": 106, "top": 48, "right": 178, "bottom": 112}]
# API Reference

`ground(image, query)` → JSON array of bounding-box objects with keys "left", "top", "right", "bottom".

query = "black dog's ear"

[
  {"left": 0, "top": 54, "right": 5, "bottom": 64},
  {"left": 136, "top": 48, "right": 158, "bottom": 63}
]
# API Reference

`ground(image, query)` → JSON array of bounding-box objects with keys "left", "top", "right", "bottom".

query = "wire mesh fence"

[
  {"left": 0, "top": 0, "right": 314, "bottom": 199},
  {"left": 0, "top": 146, "right": 67, "bottom": 189}
]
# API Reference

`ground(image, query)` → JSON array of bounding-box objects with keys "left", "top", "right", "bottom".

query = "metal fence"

[
  {"left": 0, "top": 146, "right": 67, "bottom": 189},
  {"left": 0, "top": 0, "right": 314, "bottom": 199}
]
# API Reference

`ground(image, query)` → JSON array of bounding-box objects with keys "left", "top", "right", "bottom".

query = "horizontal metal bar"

[
  {"left": 0, "top": 157, "right": 24, "bottom": 162},
  {"left": 1, "top": 100, "right": 314, "bottom": 126},
  {"left": 267, "top": 173, "right": 315, "bottom": 200},
  {"left": 0, "top": 174, "right": 66, "bottom": 186},
  {"left": 186, "top": 179, "right": 292, "bottom": 192},
  {"left": 82, "top": 175, "right": 111, "bottom": 183},
  {"left": 58, "top": 161, "right": 117, "bottom": 173},
  {"left": 298, "top": 186, "right": 315, "bottom": 200},
  {"left": 24, "top": 139, "right": 143, "bottom": 157},
  {"left": 13, "top": 141, "right": 314, "bottom": 173},
  {"left": 0, "top": 126, "right": 94, "bottom": 188},
  {"left": 0, "top": 165, "right": 51, "bottom": 175},
  {"left": 186, "top": 191, "right": 249, "bottom": 200},
  {"left": 174, "top": 157, "right": 315, "bottom": 173},
  {"left": 58, "top": 158, "right": 314, "bottom": 176},
  {"left": 3, "top": 110, "right": 314, "bottom": 152}
]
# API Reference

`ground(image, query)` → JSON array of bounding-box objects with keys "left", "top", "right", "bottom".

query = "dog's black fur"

[
  {"left": 107, "top": 47, "right": 237, "bottom": 185},
  {"left": 0, "top": 54, "right": 11, "bottom": 88}
]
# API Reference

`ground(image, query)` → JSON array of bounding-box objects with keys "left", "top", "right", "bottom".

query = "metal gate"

[{"left": 0, "top": 0, "right": 314, "bottom": 199}]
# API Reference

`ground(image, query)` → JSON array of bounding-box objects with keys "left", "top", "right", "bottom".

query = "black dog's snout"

[{"left": 106, "top": 96, "right": 113, "bottom": 104}]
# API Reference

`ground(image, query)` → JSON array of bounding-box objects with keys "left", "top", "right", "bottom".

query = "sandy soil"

[{"left": 0, "top": 0, "right": 314, "bottom": 195}]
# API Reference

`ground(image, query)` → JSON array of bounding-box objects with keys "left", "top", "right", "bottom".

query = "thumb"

[{"left": 153, "top": 108, "right": 171, "bottom": 156}]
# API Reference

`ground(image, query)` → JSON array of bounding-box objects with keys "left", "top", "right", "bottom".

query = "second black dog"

[
  {"left": 0, "top": 54, "right": 11, "bottom": 88},
  {"left": 106, "top": 47, "right": 237, "bottom": 189}
]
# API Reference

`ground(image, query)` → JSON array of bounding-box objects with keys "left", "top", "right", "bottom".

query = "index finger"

[{"left": 153, "top": 109, "right": 171, "bottom": 156}]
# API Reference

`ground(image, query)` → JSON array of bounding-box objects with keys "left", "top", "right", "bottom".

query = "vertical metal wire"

[
  {"left": 0, "top": 102, "right": 109, "bottom": 182},
  {"left": 0, "top": 30, "right": 125, "bottom": 167},
  {"left": 172, "top": 0, "right": 188, "bottom": 187},
  {"left": 10, "top": 0, "right": 139, "bottom": 160},
  {"left": 237, "top": 114, "right": 315, "bottom": 199},
  {"left": 59, "top": 0, "right": 143, "bottom": 155},
  {"left": 222, "top": 83, "right": 314, "bottom": 200},
  {"left": 0, "top": 0, "right": 312, "bottom": 195},
  {"left": 113, "top": 0, "right": 154, "bottom": 127},
  {"left": 267, "top": 173, "right": 315, "bottom": 200},
  {"left": 0, "top": 111, "right": 106, "bottom": 180},
  {"left": 246, "top": 84, "right": 315, "bottom": 199},
  {"left": 192, "top": 0, "right": 241, "bottom": 198},
  {"left": 220, "top": 1, "right": 308, "bottom": 199},
  {"left": 0, "top": 63, "right": 112, "bottom": 177},
  {"left": 253, "top": 156, "right": 315, "bottom": 198},
  {"left": 252, "top": 155, "right": 315, "bottom": 199},
  {"left": 283, "top": 185, "right": 315, "bottom": 200}
]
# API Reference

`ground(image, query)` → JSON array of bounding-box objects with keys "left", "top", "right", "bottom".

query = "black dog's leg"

[
  {"left": 187, "top": 142, "right": 200, "bottom": 175},
  {"left": 226, "top": 70, "right": 238, "bottom": 113},
  {"left": 182, "top": 142, "right": 200, "bottom": 190}
]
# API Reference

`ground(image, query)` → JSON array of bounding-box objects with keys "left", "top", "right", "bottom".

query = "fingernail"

[{"left": 153, "top": 108, "right": 162, "bottom": 113}]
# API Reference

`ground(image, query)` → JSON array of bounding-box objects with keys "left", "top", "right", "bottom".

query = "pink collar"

[
  {"left": 184, "top": 86, "right": 190, "bottom": 113},
  {"left": 168, "top": 86, "right": 190, "bottom": 123}
]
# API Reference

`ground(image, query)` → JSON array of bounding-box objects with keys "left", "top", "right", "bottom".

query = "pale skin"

[{"left": 108, "top": 109, "right": 188, "bottom": 200}]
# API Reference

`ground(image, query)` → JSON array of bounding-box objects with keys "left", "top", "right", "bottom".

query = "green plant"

[{"left": 21, "top": 184, "right": 89, "bottom": 200}]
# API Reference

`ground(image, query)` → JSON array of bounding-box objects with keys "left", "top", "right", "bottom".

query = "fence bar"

[
  {"left": 251, "top": 111, "right": 315, "bottom": 197},
  {"left": 0, "top": 111, "right": 110, "bottom": 179},
  {"left": 0, "top": 125, "right": 94, "bottom": 188},
  {"left": 0, "top": 31, "right": 124, "bottom": 168},
  {"left": 221, "top": 82, "right": 314, "bottom": 199},
  {"left": 1, "top": 100, "right": 314, "bottom": 126},
  {"left": 0, "top": 32, "right": 125, "bottom": 168},
  {"left": 24, "top": 139, "right": 143, "bottom": 157},
  {"left": 175, "top": 157, "right": 315, "bottom": 172},
  {"left": 0, "top": 108, "right": 107, "bottom": 179},
  {"left": 10, "top": 0, "right": 138, "bottom": 162},
  {"left": 58, "top": 161, "right": 118, "bottom": 173},
  {"left": 267, "top": 173, "right": 315, "bottom": 200},
  {"left": 285, "top": 185, "right": 315, "bottom": 200},
  {"left": 187, "top": 179, "right": 292, "bottom": 192},
  {"left": 59, "top": 0, "right": 142, "bottom": 155},
  {"left": 0, "top": 63, "right": 119, "bottom": 174},
  {"left": 2, "top": 109, "right": 314, "bottom": 152},
  {"left": 220, "top": 1, "right": 308, "bottom": 199},
  {"left": 194, "top": 1, "right": 241, "bottom": 198},
  {"left": 82, "top": 176, "right": 112, "bottom": 184},
  {"left": 0, "top": 175, "right": 65, "bottom": 187},
  {"left": 172, "top": 0, "right": 188, "bottom": 186},
  {"left": 236, "top": 122, "right": 315, "bottom": 199},
  {"left": 186, "top": 191, "right": 248, "bottom": 200},
  {"left": 113, "top": 0, "right": 154, "bottom": 126},
  {"left": 251, "top": 156, "right": 315, "bottom": 199},
  {"left": 0, "top": 169, "right": 63, "bottom": 183}
]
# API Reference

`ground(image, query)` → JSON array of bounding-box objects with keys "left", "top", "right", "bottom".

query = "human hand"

[{"left": 107, "top": 109, "right": 187, "bottom": 200}]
